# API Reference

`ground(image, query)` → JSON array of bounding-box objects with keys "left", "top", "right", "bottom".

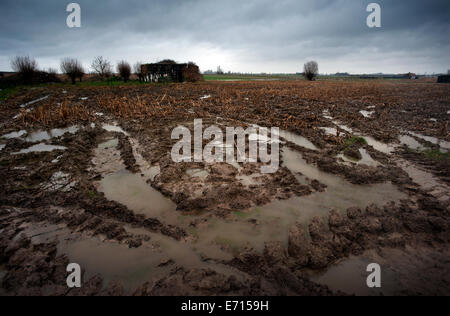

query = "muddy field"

[{"left": 0, "top": 79, "right": 449, "bottom": 296}]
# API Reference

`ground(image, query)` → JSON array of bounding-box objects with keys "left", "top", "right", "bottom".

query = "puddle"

[
  {"left": 12, "top": 143, "right": 67, "bottom": 155},
  {"left": 20, "top": 95, "right": 49, "bottom": 108},
  {"left": 398, "top": 160, "right": 449, "bottom": 202},
  {"left": 309, "top": 246, "right": 450, "bottom": 296},
  {"left": 360, "top": 110, "right": 375, "bottom": 118},
  {"left": 25, "top": 126, "right": 79, "bottom": 142},
  {"left": 102, "top": 124, "right": 130, "bottom": 136},
  {"left": 275, "top": 147, "right": 405, "bottom": 223},
  {"left": 309, "top": 254, "right": 399, "bottom": 296},
  {"left": 0, "top": 144, "right": 5, "bottom": 151},
  {"left": 186, "top": 169, "right": 210, "bottom": 180},
  {"left": 399, "top": 135, "right": 426, "bottom": 151},
  {"left": 362, "top": 136, "right": 396, "bottom": 155},
  {"left": 196, "top": 148, "right": 405, "bottom": 253},
  {"left": 98, "top": 169, "right": 178, "bottom": 221},
  {"left": 279, "top": 130, "right": 318, "bottom": 151},
  {"left": 408, "top": 131, "right": 450, "bottom": 152},
  {"left": 2, "top": 130, "right": 27, "bottom": 139},
  {"left": 337, "top": 149, "right": 381, "bottom": 167},
  {"left": 16, "top": 221, "right": 239, "bottom": 292},
  {"left": 200, "top": 95, "right": 211, "bottom": 100}
]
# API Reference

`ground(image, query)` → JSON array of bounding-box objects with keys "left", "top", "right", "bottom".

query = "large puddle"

[
  {"left": 94, "top": 135, "right": 407, "bottom": 256},
  {"left": 16, "top": 221, "right": 240, "bottom": 292},
  {"left": 309, "top": 246, "right": 450, "bottom": 296}
]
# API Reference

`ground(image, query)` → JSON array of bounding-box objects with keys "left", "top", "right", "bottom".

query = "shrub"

[
  {"left": 303, "top": 61, "right": 319, "bottom": 81},
  {"left": 117, "top": 61, "right": 131, "bottom": 82},
  {"left": 61, "top": 58, "right": 85, "bottom": 84},
  {"left": 10, "top": 56, "right": 38, "bottom": 83}
]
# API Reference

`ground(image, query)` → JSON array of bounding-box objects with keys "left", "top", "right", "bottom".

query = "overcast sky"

[{"left": 0, "top": 0, "right": 449, "bottom": 74}]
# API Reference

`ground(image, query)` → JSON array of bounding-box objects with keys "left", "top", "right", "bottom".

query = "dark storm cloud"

[{"left": 0, "top": 0, "right": 449, "bottom": 73}]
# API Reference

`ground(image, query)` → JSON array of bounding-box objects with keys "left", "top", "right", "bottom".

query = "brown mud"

[{"left": 0, "top": 80, "right": 449, "bottom": 295}]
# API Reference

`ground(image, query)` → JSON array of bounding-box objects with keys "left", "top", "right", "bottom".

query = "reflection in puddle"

[
  {"left": 309, "top": 254, "right": 398, "bottom": 296},
  {"left": 2, "top": 130, "right": 27, "bottom": 139},
  {"left": 408, "top": 131, "right": 450, "bottom": 152},
  {"left": 398, "top": 160, "right": 449, "bottom": 202},
  {"left": 363, "top": 136, "right": 396, "bottom": 155},
  {"left": 399, "top": 135, "right": 426, "bottom": 151},
  {"left": 0, "top": 144, "right": 5, "bottom": 151},
  {"left": 98, "top": 169, "right": 177, "bottom": 221},
  {"left": 12, "top": 143, "right": 67, "bottom": 155},
  {"left": 25, "top": 126, "right": 79, "bottom": 142},
  {"left": 310, "top": 246, "right": 450, "bottom": 296},
  {"left": 279, "top": 130, "right": 318, "bottom": 151}
]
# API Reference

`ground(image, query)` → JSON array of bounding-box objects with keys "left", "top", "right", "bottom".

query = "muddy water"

[
  {"left": 1, "top": 130, "right": 27, "bottom": 139},
  {"left": 309, "top": 246, "right": 450, "bottom": 296},
  {"left": 398, "top": 160, "right": 449, "bottom": 202},
  {"left": 25, "top": 126, "right": 79, "bottom": 142},
  {"left": 408, "top": 131, "right": 450, "bottom": 152},
  {"left": 12, "top": 143, "right": 67, "bottom": 155},
  {"left": 273, "top": 147, "right": 405, "bottom": 224},
  {"left": 98, "top": 170, "right": 179, "bottom": 222},
  {"left": 279, "top": 130, "right": 318, "bottom": 151},
  {"left": 16, "top": 221, "right": 239, "bottom": 292},
  {"left": 399, "top": 135, "right": 426, "bottom": 151},
  {"left": 92, "top": 134, "right": 405, "bottom": 273},
  {"left": 363, "top": 136, "right": 396, "bottom": 155}
]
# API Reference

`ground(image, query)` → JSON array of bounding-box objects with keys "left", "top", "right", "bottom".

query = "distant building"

[
  {"left": 404, "top": 72, "right": 417, "bottom": 79},
  {"left": 141, "top": 62, "right": 202, "bottom": 82}
]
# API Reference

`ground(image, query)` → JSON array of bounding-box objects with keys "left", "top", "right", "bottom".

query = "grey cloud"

[{"left": 0, "top": 0, "right": 449, "bottom": 73}]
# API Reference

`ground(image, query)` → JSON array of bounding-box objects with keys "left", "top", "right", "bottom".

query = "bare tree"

[
  {"left": 11, "top": 56, "right": 38, "bottom": 82},
  {"left": 61, "top": 58, "right": 85, "bottom": 84},
  {"left": 303, "top": 61, "right": 319, "bottom": 81},
  {"left": 91, "top": 56, "right": 112, "bottom": 79},
  {"left": 133, "top": 61, "right": 143, "bottom": 82},
  {"left": 117, "top": 61, "right": 131, "bottom": 82}
]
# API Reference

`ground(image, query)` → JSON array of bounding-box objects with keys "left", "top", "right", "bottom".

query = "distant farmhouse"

[{"left": 141, "top": 61, "right": 202, "bottom": 83}]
